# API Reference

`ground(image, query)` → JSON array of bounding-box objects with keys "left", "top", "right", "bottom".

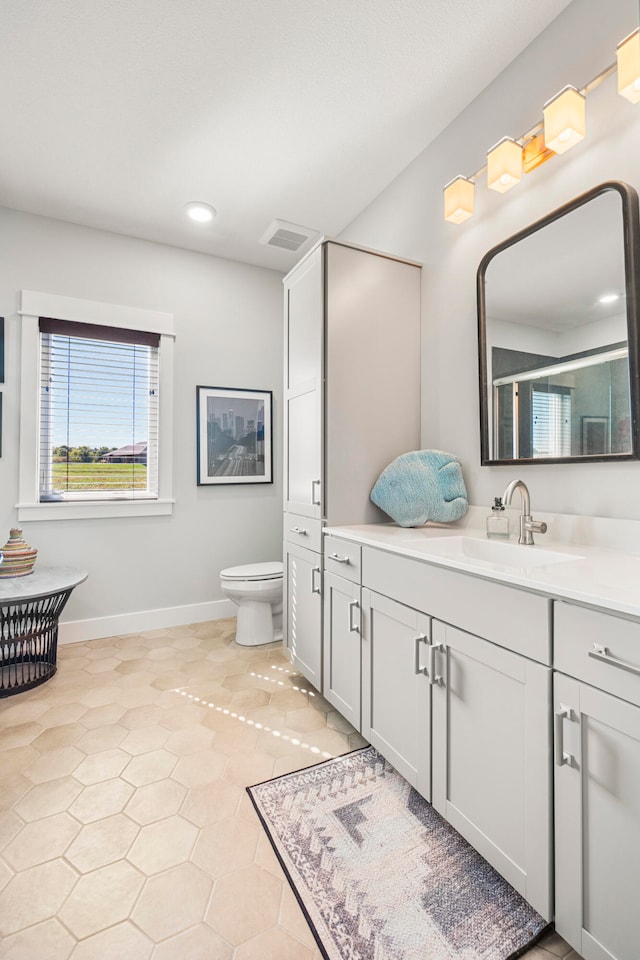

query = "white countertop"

[{"left": 324, "top": 522, "right": 640, "bottom": 621}]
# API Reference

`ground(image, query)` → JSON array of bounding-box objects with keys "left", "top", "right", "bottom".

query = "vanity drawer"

[
  {"left": 324, "top": 535, "right": 362, "bottom": 584},
  {"left": 362, "top": 547, "right": 551, "bottom": 664},
  {"left": 554, "top": 601, "right": 640, "bottom": 707},
  {"left": 284, "top": 513, "right": 323, "bottom": 553}
]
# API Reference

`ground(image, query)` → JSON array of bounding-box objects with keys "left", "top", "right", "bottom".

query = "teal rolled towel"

[{"left": 370, "top": 450, "right": 468, "bottom": 527}]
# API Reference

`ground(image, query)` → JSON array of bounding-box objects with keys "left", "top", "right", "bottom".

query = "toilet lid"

[{"left": 220, "top": 561, "right": 283, "bottom": 581}]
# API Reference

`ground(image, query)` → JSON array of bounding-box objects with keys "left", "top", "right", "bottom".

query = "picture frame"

[
  {"left": 581, "top": 415, "right": 610, "bottom": 456},
  {"left": 196, "top": 385, "right": 273, "bottom": 485}
]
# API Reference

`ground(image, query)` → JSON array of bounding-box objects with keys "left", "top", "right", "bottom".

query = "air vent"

[{"left": 259, "top": 219, "right": 319, "bottom": 253}]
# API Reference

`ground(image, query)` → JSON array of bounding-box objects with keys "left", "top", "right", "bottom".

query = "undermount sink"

[{"left": 424, "top": 536, "right": 581, "bottom": 569}]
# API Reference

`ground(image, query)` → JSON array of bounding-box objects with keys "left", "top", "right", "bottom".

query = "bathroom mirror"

[{"left": 478, "top": 181, "right": 640, "bottom": 464}]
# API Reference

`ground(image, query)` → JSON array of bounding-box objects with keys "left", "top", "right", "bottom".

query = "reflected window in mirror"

[{"left": 478, "top": 182, "right": 640, "bottom": 465}]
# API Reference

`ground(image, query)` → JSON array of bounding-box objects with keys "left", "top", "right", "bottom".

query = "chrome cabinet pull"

[
  {"left": 311, "top": 566, "right": 321, "bottom": 595},
  {"left": 311, "top": 480, "right": 321, "bottom": 505},
  {"left": 290, "top": 526, "right": 308, "bottom": 535},
  {"left": 414, "top": 634, "right": 429, "bottom": 676},
  {"left": 348, "top": 600, "right": 360, "bottom": 633},
  {"left": 427, "top": 642, "right": 443, "bottom": 686},
  {"left": 588, "top": 643, "right": 640, "bottom": 677},
  {"left": 555, "top": 705, "right": 573, "bottom": 767},
  {"left": 329, "top": 553, "right": 351, "bottom": 564}
]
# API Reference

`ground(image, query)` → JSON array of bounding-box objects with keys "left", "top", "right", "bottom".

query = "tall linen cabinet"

[{"left": 282, "top": 240, "right": 421, "bottom": 688}]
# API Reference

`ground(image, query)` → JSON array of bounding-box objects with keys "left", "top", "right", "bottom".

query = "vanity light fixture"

[
  {"left": 184, "top": 201, "right": 217, "bottom": 223},
  {"left": 443, "top": 28, "right": 640, "bottom": 224},
  {"left": 443, "top": 176, "right": 475, "bottom": 224},
  {"left": 617, "top": 29, "right": 640, "bottom": 103},
  {"left": 487, "top": 137, "right": 523, "bottom": 193}
]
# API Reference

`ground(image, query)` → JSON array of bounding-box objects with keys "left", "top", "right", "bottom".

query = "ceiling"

[{"left": 1, "top": 0, "right": 572, "bottom": 271}]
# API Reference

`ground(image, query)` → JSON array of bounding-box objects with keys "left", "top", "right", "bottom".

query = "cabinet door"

[
  {"left": 323, "top": 572, "right": 361, "bottom": 729},
  {"left": 284, "top": 541, "right": 322, "bottom": 691},
  {"left": 361, "top": 589, "right": 431, "bottom": 800},
  {"left": 432, "top": 621, "right": 552, "bottom": 920},
  {"left": 555, "top": 673, "right": 640, "bottom": 960},
  {"left": 284, "top": 246, "right": 323, "bottom": 518}
]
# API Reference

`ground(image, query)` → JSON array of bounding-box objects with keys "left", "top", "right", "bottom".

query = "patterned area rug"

[{"left": 248, "top": 747, "right": 549, "bottom": 960}]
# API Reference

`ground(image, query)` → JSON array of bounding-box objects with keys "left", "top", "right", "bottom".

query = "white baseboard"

[{"left": 59, "top": 599, "right": 236, "bottom": 645}]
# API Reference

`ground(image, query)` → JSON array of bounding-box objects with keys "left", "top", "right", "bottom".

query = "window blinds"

[
  {"left": 531, "top": 388, "right": 571, "bottom": 458},
  {"left": 38, "top": 318, "right": 160, "bottom": 501}
]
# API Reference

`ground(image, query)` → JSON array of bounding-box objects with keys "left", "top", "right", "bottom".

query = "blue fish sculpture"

[{"left": 370, "top": 449, "right": 468, "bottom": 527}]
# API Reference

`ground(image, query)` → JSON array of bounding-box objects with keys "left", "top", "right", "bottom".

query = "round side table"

[{"left": 0, "top": 567, "right": 88, "bottom": 697}]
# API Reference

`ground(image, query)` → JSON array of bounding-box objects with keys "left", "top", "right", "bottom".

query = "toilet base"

[{"left": 235, "top": 600, "right": 279, "bottom": 646}]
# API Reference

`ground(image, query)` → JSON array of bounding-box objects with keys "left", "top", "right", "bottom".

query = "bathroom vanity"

[
  {"left": 281, "top": 184, "right": 640, "bottom": 960},
  {"left": 316, "top": 522, "right": 640, "bottom": 959}
]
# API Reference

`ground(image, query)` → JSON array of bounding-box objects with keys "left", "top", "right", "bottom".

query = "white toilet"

[{"left": 220, "top": 561, "right": 283, "bottom": 646}]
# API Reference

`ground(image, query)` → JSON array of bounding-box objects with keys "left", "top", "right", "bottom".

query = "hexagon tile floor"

[{"left": 0, "top": 618, "right": 583, "bottom": 960}]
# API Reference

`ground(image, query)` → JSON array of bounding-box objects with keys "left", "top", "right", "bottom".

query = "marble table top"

[{"left": 0, "top": 567, "right": 88, "bottom": 603}]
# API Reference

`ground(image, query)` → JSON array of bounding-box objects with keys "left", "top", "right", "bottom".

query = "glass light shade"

[
  {"left": 543, "top": 86, "right": 586, "bottom": 154},
  {"left": 617, "top": 29, "right": 640, "bottom": 104},
  {"left": 443, "top": 176, "right": 474, "bottom": 224},
  {"left": 487, "top": 138, "right": 523, "bottom": 193}
]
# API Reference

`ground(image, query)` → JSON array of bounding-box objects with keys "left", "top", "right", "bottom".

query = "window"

[
  {"left": 18, "top": 290, "right": 174, "bottom": 521},
  {"left": 531, "top": 387, "right": 571, "bottom": 458},
  {"left": 39, "top": 319, "right": 159, "bottom": 502}
]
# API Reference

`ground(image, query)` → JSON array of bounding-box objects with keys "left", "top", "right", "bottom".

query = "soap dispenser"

[{"left": 486, "top": 497, "right": 509, "bottom": 540}]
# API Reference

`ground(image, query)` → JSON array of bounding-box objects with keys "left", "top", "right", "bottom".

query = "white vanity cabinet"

[
  {"left": 283, "top": 241, "right": 421, "bottom": 687},
  {"left": 323, "top": 572, "right": 361, "bottom": 728},
  {"left": 322, "top": 535, "right": 363, "bottom": 727},
  {"left": 431, "top": 620, "right": 552, "bottom": 919},
  {"left": 318, "top": 525, "right": 640, "bottom": 940},
  {"left": 361, "top": 589, "right": 432, "bottom": 800},
  {"left": 359, "top": 544, "right": 553, "bottom": 921},
  {"left": 554, "top": 602, "right": 640, "bottom": 960},
  {"left": 283, "top": 540, "right": 322, "bottom": 689}
]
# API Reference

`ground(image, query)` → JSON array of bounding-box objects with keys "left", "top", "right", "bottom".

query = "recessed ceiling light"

[
  {"left": 598, "top": 293, "right": 620, "bottom": 304},
  {"left": 185, "top": 201, "right": 217, "bottom": 223}
]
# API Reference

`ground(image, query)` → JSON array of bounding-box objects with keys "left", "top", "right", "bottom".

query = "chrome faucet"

[{"left": 502, "top": 480, "right": 548, "bottom": 545}]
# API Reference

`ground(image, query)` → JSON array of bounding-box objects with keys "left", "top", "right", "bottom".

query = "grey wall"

[
  {"left": 339, "top": 0, "right": 640, "bottom": 519},
  {"left": 0, "top": 207, "right": 283, "bottom": 625}
]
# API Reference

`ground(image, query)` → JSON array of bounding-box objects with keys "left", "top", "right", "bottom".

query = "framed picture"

[
  {"left": 582, "top": 415, "right": 610, "bottom": 456},
  {"left": 196, "top": 385, "right": 273, "bottom": 485}
]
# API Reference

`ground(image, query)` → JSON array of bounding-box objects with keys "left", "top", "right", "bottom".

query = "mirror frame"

[{"left": 477, "top": 180, "right": 640, "bottom": 466}]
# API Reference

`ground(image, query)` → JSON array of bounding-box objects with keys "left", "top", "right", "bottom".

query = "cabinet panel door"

[
  {"left": 286, "top": 246, "right": 323, "bottom": 392},
  {"left": 284, "top": 247, "right": 323, "bottom": 518},
  {"left": 285, "top": 387, "right": 322, "bottom": 518},
  {"left": 323, "top": 573, "right": 361, "bottom": 729},
  {"left": 361, "top": 589, "right": 431, "bottom": 800},
  {"left": 555, "top": 673, "right": 640, "bottom": 960},
  {"left": 432, "top": 621, "right": 552, "bottom": 920},
  {"left": 284, "top": 541, "right": 322, "bottom": 691}
]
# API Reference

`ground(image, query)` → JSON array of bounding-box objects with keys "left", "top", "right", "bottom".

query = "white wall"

[
  {"left": 557, "top": 313, "right": 628, "bottom": 355},
  {"left": 0, "top": 207, "right": 283, "bottom": 634},
  {"left": 339, "top": 0, "right": 640, "bottom": 519}
]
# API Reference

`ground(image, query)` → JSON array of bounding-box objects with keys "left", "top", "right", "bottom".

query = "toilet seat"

[{"left": 220, "top": 561, "right": 283, "bottom": 582}]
